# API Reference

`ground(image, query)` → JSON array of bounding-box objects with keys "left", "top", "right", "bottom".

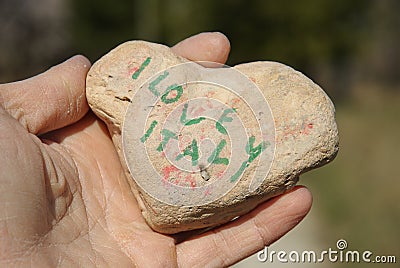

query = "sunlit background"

[{"left": 1, "top": 0, "right": 399, "bottom": 267}]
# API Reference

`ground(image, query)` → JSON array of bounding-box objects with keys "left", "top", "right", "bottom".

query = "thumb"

[
  {"left": 172, "top": 32, "right": 231, "bottom": 64},
  {"left": 0, "top": 55, "right": 91, "bottom": 135}
]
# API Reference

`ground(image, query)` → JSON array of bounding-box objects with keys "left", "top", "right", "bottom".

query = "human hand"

[{"left": 0, "top": 32, "right": 312, "bottom": 267}]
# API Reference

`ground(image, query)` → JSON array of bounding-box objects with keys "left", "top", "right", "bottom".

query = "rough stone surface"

[{"left": 86, "top": 41, "right": 339, "bottom": 234}]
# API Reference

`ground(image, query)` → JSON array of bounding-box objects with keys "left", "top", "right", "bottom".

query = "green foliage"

[
  {"left": 70, "top": 0, "right": 136, "bottom": 60},
  {"left": 69, "top": 0, "right": 400, "bottom": 101},
  {"left": 70, "top": 0, "right": 369, "bottom": 66}
]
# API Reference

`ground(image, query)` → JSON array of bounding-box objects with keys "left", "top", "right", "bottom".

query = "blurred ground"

[{"left": 236, "top": 86, "right": 400, "bottom": 267}]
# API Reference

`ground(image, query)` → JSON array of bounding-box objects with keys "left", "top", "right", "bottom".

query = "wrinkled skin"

[{"left": 0, "top": 32, "right": 312, "bottom": 267}]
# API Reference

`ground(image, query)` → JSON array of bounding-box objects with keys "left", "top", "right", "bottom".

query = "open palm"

[{"left": 0, "top": 33, "right": 312, "bottom": 267}]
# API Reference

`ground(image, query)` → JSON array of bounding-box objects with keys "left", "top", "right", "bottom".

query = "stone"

[{"left": 86, "top": 41, "right": 339, "bottom": 234}]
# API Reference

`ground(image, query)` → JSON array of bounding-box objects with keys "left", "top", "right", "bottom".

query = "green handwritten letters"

[{"left": 135, "top": 58, "right": 267, "bottom": 182}]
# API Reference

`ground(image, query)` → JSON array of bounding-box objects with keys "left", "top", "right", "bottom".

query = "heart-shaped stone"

[{"left": 86, "top": 41, "right": 338, "bottom": 234}]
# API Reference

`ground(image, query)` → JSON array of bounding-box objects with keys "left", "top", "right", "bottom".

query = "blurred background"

[{"left": 1, "top": 0, "right": 399, "bottom": 266}]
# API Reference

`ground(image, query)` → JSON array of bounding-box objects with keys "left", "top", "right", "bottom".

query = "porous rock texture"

[{"left": 86, "top": 41, "right": 339, "bottom": 234}]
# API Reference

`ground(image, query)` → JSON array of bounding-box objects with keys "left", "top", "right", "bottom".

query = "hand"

[{"left": 0, "top": 32, "right": 312, "bottom": 267}]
